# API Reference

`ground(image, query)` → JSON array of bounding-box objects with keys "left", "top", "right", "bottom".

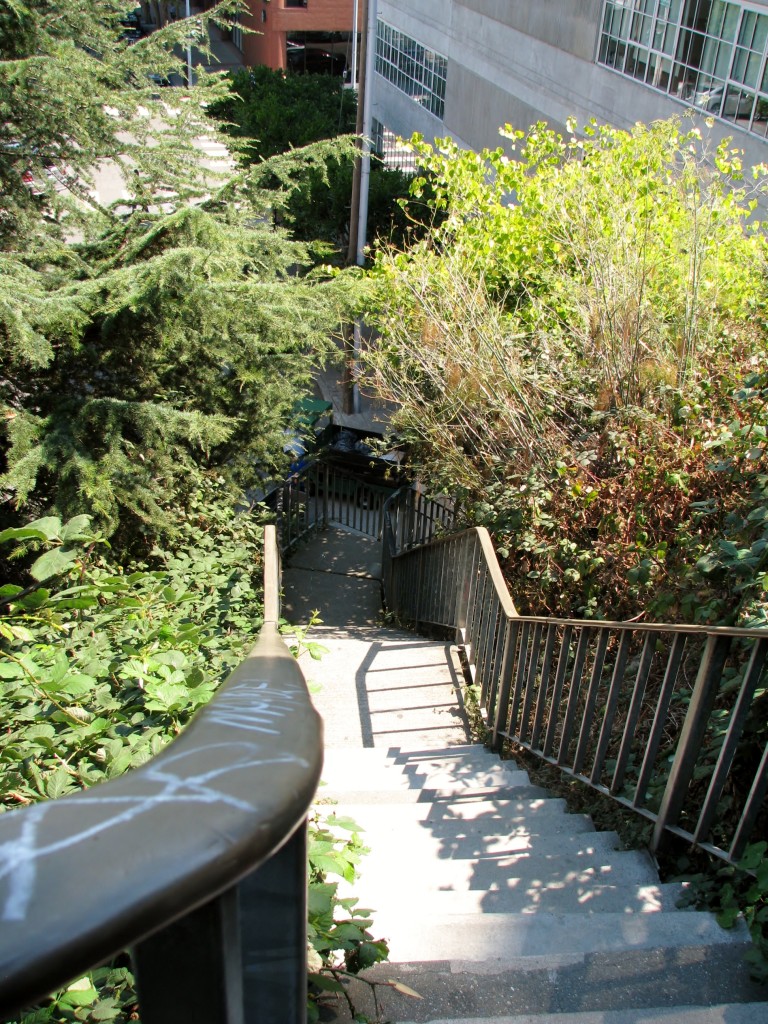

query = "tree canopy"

[
  {"left": 0, "top": 1, "right": 355, "bottom": 554},
  {"left": 210, "top": 64, "right": 434, "bottom": 257}
]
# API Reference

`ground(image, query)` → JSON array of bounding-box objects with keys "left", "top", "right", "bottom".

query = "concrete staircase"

[{"left": 284, "top": 525, "right": 768, "bottom": 1023}]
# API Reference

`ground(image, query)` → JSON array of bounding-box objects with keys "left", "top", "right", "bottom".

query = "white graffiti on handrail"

[
  {"left": 1, "top": 665, "right": 314, "bottom": 921},
  {"left": 205, "top": 680, "right": 303, "bottom": 734}
]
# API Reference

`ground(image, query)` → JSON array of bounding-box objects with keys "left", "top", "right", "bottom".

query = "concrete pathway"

[{"left": 283, "top": 525, "right": 471, "bottom": 749}]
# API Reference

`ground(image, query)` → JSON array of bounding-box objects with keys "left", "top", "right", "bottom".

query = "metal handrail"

[
  {"left": 382, "top": 491, "right": 768, "bottom": 867},
  {"left": 0, "top": 525, "right": 322, "bottom": 1023}
]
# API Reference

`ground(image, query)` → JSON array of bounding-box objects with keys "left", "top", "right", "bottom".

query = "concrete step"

[
  {"left": 323, "top": 744, "right": 517, "bottom": 770},
  {"left": 398, "top": 1014, "right": 768, "bottom": 1024},
  {"left": 345, "top": 847, "right": 660, "bottom": 897},
  {"left": 319, "top": 942, "right": 767, "bottom": 1022},
  {"left": 398, "top": 1010, "right": 768, "bottom": 1024},
  {"left": 359, "top": 907, "right": 751, "bottom": 964},
  {"left": 321, "top": 745, "right": 528, "bottom": 782},
  {"left": 337, "top": 820, "right": 622, "bottom": 859},
  {"left": 345, "top": 881, "right": 688, "bottom": 917},
  {"left": 319, "top": 783, "right": 553, "bottom": 803},
  {"left": 321, "top": 796, "right": 594, "bottom": 829},
  {"left": 319, "top": 765, "right": 535, "bottom": 793}
]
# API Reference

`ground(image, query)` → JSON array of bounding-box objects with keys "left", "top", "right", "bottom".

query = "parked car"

[
  {"left": 320, "top": 429, "right": 408, "bottom": 489},
  {"left": 692, "top": 83, "right": 754, "bottom": 118}
]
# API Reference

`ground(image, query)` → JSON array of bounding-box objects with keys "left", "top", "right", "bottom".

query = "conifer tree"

[{"left": 0, "top": 1, "right": 354, "bottom": 551}]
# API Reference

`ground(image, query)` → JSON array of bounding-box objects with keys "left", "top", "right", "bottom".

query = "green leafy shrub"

[
  {"left": 1, "top": 490, "right": 388, "bottom": 1022},
  {"left": 364, "top": 117, "right": 768, "bottom": 625},
  {"left": 681, "top": 841, "right": 768, "bottom": 982},
  {"left": 0, "top": 484, "right": 265, "bottom": 811},
  {"left": 306, "top": 811, "right": 389, "bottom": 1021}
]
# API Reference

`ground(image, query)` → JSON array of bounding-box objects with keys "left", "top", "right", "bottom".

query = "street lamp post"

[{"left": 356, "top": 0, "right": 376, "bottom": 267}]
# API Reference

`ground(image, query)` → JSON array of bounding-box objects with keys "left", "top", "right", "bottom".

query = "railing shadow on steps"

[
  {"left": 381, "top": 487, "right": 768, "bottom": 869},
  {"left": 0, "top": 525, "right": 322, "bottom": 1024}
]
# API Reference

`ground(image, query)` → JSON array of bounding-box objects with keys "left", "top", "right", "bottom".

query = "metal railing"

[
  {"left": 275, "top": 459, "right": 400, "bottom": 550},
  {"left": 382, "top": 491, "right": 768, "bottom": 866},
  {"left": 0, "top": 525, "right": 322, "bottom": 1023}
]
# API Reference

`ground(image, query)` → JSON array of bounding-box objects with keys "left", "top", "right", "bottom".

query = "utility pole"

[
  {"left": 346, "top": 0, "right": 368, "bottom": 269},
  {"left": 343, "top": 0, "right": 375, "bottom": 414},
  {"left": 184, "top": 0, "right": 193, "bottom": 87}
]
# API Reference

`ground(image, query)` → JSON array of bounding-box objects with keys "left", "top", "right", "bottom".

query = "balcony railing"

[
  {"left": 0, "top": 525, "right": 322, "bottom": 1023},
  {"left": 382, "top": 490, "right": 768, "bottom": 867}
]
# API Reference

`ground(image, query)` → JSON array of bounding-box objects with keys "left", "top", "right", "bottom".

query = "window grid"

[
  {"left": 375, "top": 19, "right": 447, "bottom": 119},
  {"left": 598, "top": 0, "right": 768, "bottom": 137}
]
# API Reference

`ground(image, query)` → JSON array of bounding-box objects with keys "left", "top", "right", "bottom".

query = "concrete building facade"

[{"left": 372, "top": 0, "right": 768, "bottom": 169}]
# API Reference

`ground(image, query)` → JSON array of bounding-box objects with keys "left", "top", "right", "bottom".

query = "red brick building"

[{"left": 238, "top": 0, "right": 362, "bottom": 76}]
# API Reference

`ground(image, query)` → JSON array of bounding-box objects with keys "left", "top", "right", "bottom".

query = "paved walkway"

[{"left": 283, "top": 526, "right": 471, "bottom": 749}]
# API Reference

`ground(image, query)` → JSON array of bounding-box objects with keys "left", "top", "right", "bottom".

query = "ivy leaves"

[
  {"left": 307, "top": 810, "right": 390, "bottom": 1021},
  {"left": 0, "top": 491, "right": 265, "bottom": 811}
]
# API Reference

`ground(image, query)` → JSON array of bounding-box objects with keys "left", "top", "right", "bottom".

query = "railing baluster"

[
  {"left": 730, "top": 740, "right": 768, "bottom": 862},
  {"left": 694, "top": 637, "right": 768, "bottom": 844},
  {"left": 633, "top": 632, "right": 687, "bottom": 810},
  {"left": 651, "top": 634, "right": 732, "bottom": 854},
  {"left": 455, "top": 533, "right": 476, "bottom": 640},
  {"left": 530, "top": 623, "right": 558, "bottom": 750},
  {"left": 573, "top": 627, "right": 609, "bottom": 775},
  {"left": 239, "top": 826, "right": 308, "bottom": 1024},
  {"left": 611, "top": 631, "right": 658, "bottom": 795},
  {"left": 491, "top": 618, "right": 520, "bottom": 750},
  {"left": 137, "top": 823, "right": 309, "bottom": 1024},
  {"left": 508, "top": 620, "right": 532, "bottom": 737},
  {"left": 543, "top": 626, "right": 573, "bottom": 758},
  {"left": 479, "top": 569, "right": 495, "bottom": 704},
  {"left": 557, "top": 627, "right": 591, "bottom": 766},
  {"left": 590, "top": 630, "right": 631, "bottom": 786},
  {"left": 414, "top": 546, "right": 426, "bottom": 629},
  {"left": 134, "top": 887, "right": 244, "bottom": 1024},
  {"left": 518, "top": 623, "right": 544, "bottom": 745},
  {"left": 480, "top": 600, "right": 502, "bottom": 724}
]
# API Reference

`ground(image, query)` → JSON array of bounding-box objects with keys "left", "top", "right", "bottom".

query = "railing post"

[
  {"left": 239, "top": 826, "right": 309, "bottom": 1024},
  {"left": 651, "top": 634, "right": 731, "bottom": 854},
  {"left": 322, "top": 462, "right": 329, "bottom": 529},
  {"left": 132, "top": 821, "right": 309, "bottom": 1024},
  {"left": 491, "top": 617, "right": 518, "bottom": 751},
  {"left": 133, "top": 887, "right": 245, "bottom": 1024}
]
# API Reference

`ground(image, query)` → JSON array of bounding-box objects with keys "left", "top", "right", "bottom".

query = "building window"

[
  {"left": 598, "top": 1, "right": 768, "bottom": 138},
  {"left": 372, "top": 117, "right": 420, "bottom": 171},
  {"left": 375, "top": 19, "right": 447, "bottom": 120},
  {"left": 285, "top": 1, "right": 308, "bottom": 7},
  {"left": 231, "top": 14, "right": 244, "bottom": 51},
  {"left": 286, "top": 32, "right": 351, "bottom": 75}
]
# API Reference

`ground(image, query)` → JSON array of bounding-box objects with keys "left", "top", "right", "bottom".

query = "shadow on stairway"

[
  {"left": 283, "top": 525, "right": 472, "bottom": 749},
  {"left": 284, "top": 524, "right": 768, "bottom": 1024}
]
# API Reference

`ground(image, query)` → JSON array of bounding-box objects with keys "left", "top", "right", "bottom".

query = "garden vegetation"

[
  {"left": 0, "top": 2, "right": 387, "bottom": 1021},
  {"left": 362, "top": 115, "right": 768, "bottom": 978}
]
